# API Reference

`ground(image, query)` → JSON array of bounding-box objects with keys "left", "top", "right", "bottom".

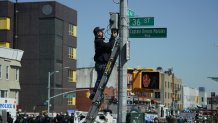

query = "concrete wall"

[{"left": 183, "top": 86, "right": 200, "bottom": 109}]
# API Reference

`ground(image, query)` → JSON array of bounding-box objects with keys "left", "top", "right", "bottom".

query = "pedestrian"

[
  {"left": 69, "top": 113, "right": 74, "bottom": 123},
  {"left": 0, "top": 115, "right": 2, "bottom": 123},
  {"left": 89, "top": 27, "right": 118, "bottom": 100},
  {"left": 154, "top": 117, "right": 159, "bottom": 123},
  {"left": 7, "top": 113, "right": 13, "bottom": 123}
]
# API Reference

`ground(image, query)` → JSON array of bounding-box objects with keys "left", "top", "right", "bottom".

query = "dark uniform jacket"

[{"left": 94, "top": 36, "right": 116, "bottom": 64}]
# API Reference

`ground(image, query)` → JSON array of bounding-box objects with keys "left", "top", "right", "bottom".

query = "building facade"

[
  {"left": 182, "top": 85, "right": 200, "bottom": 109},
  {"left": 0, "top": 1, "right": 77, "bottom": 113},
  {"left": 198, "top": 87, "right": 207, "bottom": 107},
  {"left": 0, "top": 1, "right": 14, "bottom": 48},
  {"left": 161, "top": 70, "right": 183, "bottom": 111},
  {"left": 76, "top": 65, "right": 118, "bottom": 111},
  {"left": 207, "top": 92, "right": 218, "bottom": 110},
  {"left": 0, "top": 47, "right": 23, "bottom": 103},
  {"left": 77, "top": 67, "right": 183, "bottom": 114}
]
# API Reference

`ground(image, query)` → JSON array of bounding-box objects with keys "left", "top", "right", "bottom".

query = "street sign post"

[
  {"left": 129, "top": 28, "right": 167, "bottom": 38},
  {"left": 63, "top": 93, "right": 75, "bottom": 98},
  {"left": 129, "top": 17, "right": 154, "bottom": 26}
]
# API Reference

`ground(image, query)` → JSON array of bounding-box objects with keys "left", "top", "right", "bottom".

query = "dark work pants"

[{"left": 93, "top": 63, "right": 106, "bottom": 93}]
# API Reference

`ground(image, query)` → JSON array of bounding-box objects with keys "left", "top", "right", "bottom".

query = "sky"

[{"left": 18, "top": 0, "right": 218, "bottom": 93}]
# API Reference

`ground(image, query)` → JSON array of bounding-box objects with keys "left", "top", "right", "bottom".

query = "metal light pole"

[
  {"left": 118, "top": 0, "right": 128, "bottom": 122},
  {"left": 48, "top": 71, "right": 59, "bottom": 115},
  {"left": 47, "top": 67, "right": 69, "bottom": 114}
]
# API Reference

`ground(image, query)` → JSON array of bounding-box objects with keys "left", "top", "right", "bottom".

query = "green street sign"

[
  {"left": 129, "top": 28, "right": 167, "bottom": 38},
  {"left": 63, "top": 93, "right": 75, "bottom": 98},
  {"left": 128, "top": 9, "right": 135, "bottom": 17},
  {"left": 129, "top": 17, "right": 154, "bottom": 26}
]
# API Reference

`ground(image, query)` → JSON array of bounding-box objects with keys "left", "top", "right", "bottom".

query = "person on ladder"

[{"left": 89, "top": 27, "right": 118, "bottom": 100}]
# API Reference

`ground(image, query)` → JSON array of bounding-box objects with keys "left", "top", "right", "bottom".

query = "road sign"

[
  {"left": 129, "top": 28, "right": 167, "bottom": 38},
  {"left": 129, "top": 17, "right": 154, "bottom": 26},
  {"left": 63, "top": 93, "right": 75, "bottom": 98},
  {"left": 128, "top": 9, "right": 135, "bottom": 17}
]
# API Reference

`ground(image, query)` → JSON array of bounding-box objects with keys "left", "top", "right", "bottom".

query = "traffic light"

[
  {"left": 195, "top": 110, "right": 199, "bottom": 120},
  {"left": 132, "top": 70, "right": 142, "bottom": 89},
  {"left": 109, "top": 12, "right": 119, "bottom": 29},
  {"left": 155, "top": 92, "right": 160, "bottom": 98},
  {"left": 141, "top": 72, "right": 160, "bottom": 89},
  {"left": 195, "top": 112, "right": 199, "bottom": 121},
  {"left": 43, "top": 100, "right": 48, "bottom": 106}
]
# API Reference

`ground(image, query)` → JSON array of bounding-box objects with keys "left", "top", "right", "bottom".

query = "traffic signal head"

[
  {"left": 43, "top": 101, "right": 48, "bottom": 106},
  {"left": 141, "top": 72, "right": 160, "bottom": 89},
  {"left": 109, "top": 12, "right": 119, "bottom": 30}
]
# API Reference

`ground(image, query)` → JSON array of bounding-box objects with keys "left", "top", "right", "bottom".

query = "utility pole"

[
  {"left": 48, "top": 71, "right": 59, "bottom": 115},
  {"left": 13, "top": 0, "right": 18, "bottom": 48},
  {"left": 47, "top": 67, "right": 68, "bottom": 114},
  {"left": 48, "top": 72, "right": 51, "bottom": 114},
  {"left": 118, "top": 0, "right": 128, "bottom": 122}
]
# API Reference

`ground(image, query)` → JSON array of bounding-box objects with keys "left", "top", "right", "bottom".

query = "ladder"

[{"left": 85, "top": 37, "right": 120, "bottom": 123}]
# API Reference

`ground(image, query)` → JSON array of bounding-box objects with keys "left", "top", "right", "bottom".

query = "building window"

[
  {"left": 68, "top": 47, "right": 76, "bottom": 59},
  {"left": 6, "top": 66, "right": 9, "bottom": 80},
  {"left": 16, "top": 68, "right": 19, "bottom": 81},
  {"left": 0, "top": 42, "right": 10, "bottom": 48},
  {"left": 0, "top": 17, "right": 10, "bottom": 30},
  {"left": 0, "top": 90, "right": 7, "bottom": 98},
  {"left": 67, "top": 97, "right": 76, "bottom": 105},
  {"left": 68, "top": 69, "right": 76, "bottom": 82},
  {"left": 165, "top": 81, "right": 167, "bottom": 88},
  {"left": 69, "top": 24, "right": 77, "bottom": 37},
  {"left": 0, "top": 65, "right": 2, "bottom": 79},
  {"left": 201, "top": 97, "right": 203, "bottom": 102}
]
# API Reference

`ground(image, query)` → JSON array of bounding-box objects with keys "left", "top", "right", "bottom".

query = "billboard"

[{"left": 141, "top": 72, "right": 160, "bottom": 89}]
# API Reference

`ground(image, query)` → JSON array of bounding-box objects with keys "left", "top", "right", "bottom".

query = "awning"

[{"left": 146, "top": 99, "right": 151, "bottom": 102}]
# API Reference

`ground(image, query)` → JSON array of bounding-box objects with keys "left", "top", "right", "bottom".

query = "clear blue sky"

[{"left": 19, "top": 0, "right": 218, "bottom": 93}]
